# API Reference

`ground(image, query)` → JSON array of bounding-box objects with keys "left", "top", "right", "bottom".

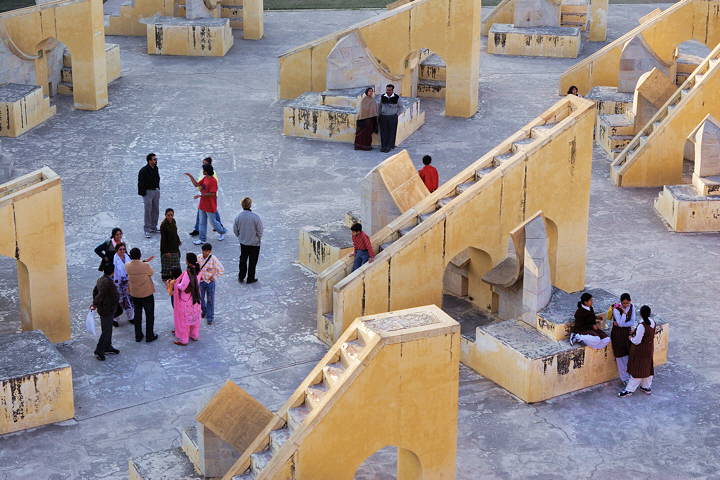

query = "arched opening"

[
  {"left": 33, "top": 37, "right": 66, "bottom": 99},
  {"left": 441, "top": 247, "right": 498, "bottom": 340},
  {"left": 354, "top": 445, "right": 422, "bottom": 480},
  {"left": 403, "top": 48, "right": 447, "bottom": 115}
]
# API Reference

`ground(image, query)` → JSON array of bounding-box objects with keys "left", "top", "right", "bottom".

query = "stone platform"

[
  {"left": 654, "top": 184, "right": 720, "bottom": 232},
  {"left": 297, "top": 222, "right": 354, "bottom": 274},
  {"left": 0, "top": 84, "right": 56, "bottom": 138},
  {"left": 283, "top": 86, "right": 425, "bottom": 145},
  {"left": 140, "top": 16, "right": 234, "bottom": 56},
  {"left": 586, "top": 86, "right": 634, "bottom": 115},
  {"left": 534, "top": 288, "right": 615, "bottom": 340},
  {"left": 488, "top": 24, "right": 582, "bottom": 58},
  {"left": 461, "top": 311, "right": 669, "bottom": 403},
  {"left": 0, "top": 331, "right": 74, "bottom": 434}
]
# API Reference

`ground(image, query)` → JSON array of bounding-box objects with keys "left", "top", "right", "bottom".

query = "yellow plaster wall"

[
  {"left": 0, "top": 86, "right": 55, "bottom": 138},
  {"left": 105, "top": 0, "right": 174, "bottom": 36},
  {"left": 277, "top": 0, "right": 480, "bottom": 118},
  {"left": 654, "top": 186, "right": 720, "bottom": 231},
  {"left": 318, "top": 96, "right": 596, "bottom": 343},
  {"left": 145, "top": 20, "right": 233, "bottom": 56},
  {"left": 487, "top": 29, "right": 582, "bottom": 58},
  {"left": 2, "top": 0, "right": 108, "bottom": 111},
  {"left": 0, "top": 168, "right": 70, "bottom": 342},
  {"left": 0, "top": 366, "right": 74, "bottom": 434},
  {"left": 559, "top": 0, "right": 720, "bottom": 96}
]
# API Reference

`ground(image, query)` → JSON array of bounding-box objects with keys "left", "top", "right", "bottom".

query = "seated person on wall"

[
  {"left": 569, "top": 292, "right": 610, "bottom": 349},
  {"left": 610, "top": 293, "right": 637, "bottom": 385},
  {"left": 350, "top": 223, "right": 375, "bottom": 271},
  {"left": 618, "top": 305, "right": 656, "bottom": 398}
]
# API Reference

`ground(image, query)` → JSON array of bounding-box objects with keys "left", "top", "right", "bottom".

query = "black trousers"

[
  {"left": 95, "top": 313, "right": 114, "bottom": 354},
  {"left": 378, "top": 114, "right": 398, "bottom": 151},
  {"left": 239, "top": 244, "right": 260, "bottom": 281},
  {"left": 131, "top": 294, "right": 155, "bottom": 340}
]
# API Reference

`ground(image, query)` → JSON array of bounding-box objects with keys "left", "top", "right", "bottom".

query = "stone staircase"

[
  {"left": 611, "top": 42, "right": 720, "bottom": 185},
  {"left": 316, "top": 98, "right": 584, "bottom": 345},
  {"left": 225, "top": 322, "right": 380, "bottom": 479},
  {"left": 560, "top": 3, "right": 589, "bottom": 31}
]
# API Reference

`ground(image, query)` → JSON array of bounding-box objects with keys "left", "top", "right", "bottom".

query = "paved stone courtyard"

[{"left": 1, "top": 4, "right": 719, "bottom": 479}]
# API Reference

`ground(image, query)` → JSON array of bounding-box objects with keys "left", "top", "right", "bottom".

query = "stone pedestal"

[
  {"left": 297, "top": 222, "right": 354, "bottom": 274},
  {"left": 586, "top": 86, "right": 634, "bottom": 115},
  {"left": 283, "top": 87, "right": 425, "bottom": 146},
  {"left": 0, "top": 331, "right": 74, "bottom": 434},
  {"left": 654, "top": 184, "right": 720, "bottom": 232},
  {"left": 0, "top": 84, "right": 55, "bottom": 138},
  {"left": 418, "top": 54, "right": 446, "bottom": 99},
  {"left": 488, "top": 24, "right": 582, "bottom": 58},
  {"left": 141, "top": 16, "right": 233, "bottom": 56}
]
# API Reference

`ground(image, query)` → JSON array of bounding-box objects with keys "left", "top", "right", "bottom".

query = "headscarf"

[
  {"left": 113, "top": 251, "right": 131, "bottom": 284},
  {"left": 358, "top": 94, "right": 378, "bottom": 120}
]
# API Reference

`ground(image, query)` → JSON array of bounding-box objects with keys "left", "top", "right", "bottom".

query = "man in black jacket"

[
  {"left": 138, "top": 153, "right": 160, "bottom": 239},
  {"left": 91, "top": 263, "right": 121, "bottom": 361}
]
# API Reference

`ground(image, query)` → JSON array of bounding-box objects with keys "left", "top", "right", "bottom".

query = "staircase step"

[
  {"left": 456, "top": 180, "right": 476, "bottom": 194},
  {"left": 418, "top": 212, "right": 433, "bottom": 222},
  {"left": 250, "top": 448, "right": 274, "bottom": 475},
  {"left": 287, "top": 402, "right": 311, "bottom": 432},
  {"left": 341, "top": 339, "right": 365, "bottom": 363},
  {"left": 323, "top": 361, "right": 346, "bottom": 386},
  {"left": 380, "top": 240, "right": 394, "bottom": 251},
  {"left": 695, "top": 74, "right": 705, "bottom": 82},
  {"left": 710, "top": 58, "right": 720, "bottom": 68},
  {"left": 680, "top": 88, "right": 690, "bottom": 97},
  {"left": 493, "top": 151, "right": 515, "bottom": 163},
  {"left": 269, "top": 426, "right": 291, "bottom": 454},
  {"left": 437, "top": 196, "right": 455, "bottom": 208},
  {"left": 475, "top": 166, "right": 495, "bottom": 180},
  {"left": 398, "top": 225, "right": 415, "bottom": 236},
  {"left": 305, "top": 381, "right": 329, "bottom": 409}
]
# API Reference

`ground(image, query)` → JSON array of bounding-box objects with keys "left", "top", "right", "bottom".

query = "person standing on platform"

[
  {"left": 610, "top": 293, "right": 637, "bottom": 385},
  {"left": 569, "top": 292, "right": 610, "bottom": 349},
  {"left": 378, "top": 84, "right": 400, "bottom": 153},
  {"left": 618, "top": 305, "right": 656, "bottom": 397},
  {"left": 189, "top": 157, "right": 226, "bottom": 237},
  {"left": 350, "top": 223, "right": 375, "bottom": 271},
  {"left": 184, "top": 164, "right": 226, "bottom": 245},
  {"left": 91, "top": 263, "right": 120, "bottom": 361},
  {"left": 354, "top": 87, "right": 378, "bottom": 151},
  {"left": 126, "top": 247, "right": 158, "bottom": 343},
  {"left": 138, "top": 153, "right": 160, "bottom": 239},
  {"left": 173, "top": 253, "right": 202, "bottom": 346},
  {"left": 233, "top": 197, "right": 263, "bottom": 284},
  {"left": 160, "top": 208, "right": 182, "bottom": 281},
  {"left": 418, "top": 155, "right": 439, "bottom": 193},
  {"left": 198, "top": 243, "right": 224, "bottom": 325}
]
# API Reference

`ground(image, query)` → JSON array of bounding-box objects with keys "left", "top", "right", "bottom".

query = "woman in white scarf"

[{"left": 112, "top": 242, "right": 134, "bottom": 327}]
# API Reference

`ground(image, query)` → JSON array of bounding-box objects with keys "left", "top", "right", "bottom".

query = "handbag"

[{"left": 85, "top": 310, "right": 97, "bottom": 336}]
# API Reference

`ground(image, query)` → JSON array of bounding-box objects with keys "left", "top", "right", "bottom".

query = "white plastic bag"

[{"left": 85, "top": 310, "right": 97, "bottom": 336}]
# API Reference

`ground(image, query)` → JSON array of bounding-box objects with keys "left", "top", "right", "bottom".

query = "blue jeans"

[
  {"left": 194, "top": 209, "right": 224, "bottom": 232},
  {"left": 199, "top": 280, "right": 215, "bottom": 322},
  {"left": 352, "top": 249, "right": 369, "bottom": 271},
  {"left": 198, "top": 210, "right": 227, "bottom": 242}
]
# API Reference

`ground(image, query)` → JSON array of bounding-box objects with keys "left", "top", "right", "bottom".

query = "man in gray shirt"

[
  {"left": 378, "top": 84, "right": 401, "bottom": 153},
  {"left": 233, "top": 197, "right": 263, "bottom": 284}
]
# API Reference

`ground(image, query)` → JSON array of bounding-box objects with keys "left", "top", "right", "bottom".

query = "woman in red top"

[{"left": 184, "top": 164, "right": 227, "bottom": 245}]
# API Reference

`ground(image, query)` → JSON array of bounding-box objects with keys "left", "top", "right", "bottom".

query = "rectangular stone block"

[
  {"left": 586, "top": 86, "right": 633, "bottom": 115},
  {"left": 488, "top": 24, "right": 581, "bottom": 58},
  {"left": 654, "top": 184, "right": 720, "bottom": 232},
  {"left": 461, "top": 315, "right": 669, "bottom": 403},
  {"left": 0, "top": 331, "right": 74, "bottom": 434},
  {"left": 144, "top": 16, "right": 234, "bottom": 56},
  {"left": 298, "top": 223, "right": 354, "bottom": 274},
  {"left": 595, "top": 113, "right": 635, "bottom": 158},
  {"left": 0, "top": 84, "right": 56, "bottom": 138},
  {"left": 283, "top": 92, "right": 424, "bottom": 146}
]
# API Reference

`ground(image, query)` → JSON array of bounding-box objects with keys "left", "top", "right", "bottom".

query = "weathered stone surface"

[
  {"left": 617, "top": 35, "right": 672, "bottom": 93},
  {"left": 326, "top": 31, "right": 396, "bottom": 93},
  {"left": 513, "top": 0, "right": 561, "bottom": 27}
]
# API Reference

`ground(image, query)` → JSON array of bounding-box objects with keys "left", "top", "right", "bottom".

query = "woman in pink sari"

[{"left": 173, "top": 253, "right": 202, "bottom": 346}]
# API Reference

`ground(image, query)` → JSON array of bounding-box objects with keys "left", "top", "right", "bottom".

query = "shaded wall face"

[{"left": 0, "top": 43, "right": 36, "bottom": 85}]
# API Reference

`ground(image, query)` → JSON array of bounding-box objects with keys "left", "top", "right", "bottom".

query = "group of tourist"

[
  {"left": 354, "top": 84, "right": 402, "bottom": 153},
  {"left": 89, "top": 154, "right": 264, "bottom": 361},
  {"left": 571, "top": 292, "right": 657, "bottom": 397}
]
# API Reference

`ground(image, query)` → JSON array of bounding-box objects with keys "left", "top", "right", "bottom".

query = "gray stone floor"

[{"left": 1, "top": 4, "right": 719, "bottom": 479}]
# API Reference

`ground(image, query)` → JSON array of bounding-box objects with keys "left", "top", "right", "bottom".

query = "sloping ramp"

[
  {"left": 224, "top": 306, "right": 459, "bottom": 480},
  {"left": 611, "top": 42, "right": 720, "bottom": 186},
  {"left": 316, "top": 95, "right": 596, "bottom": 345}
]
